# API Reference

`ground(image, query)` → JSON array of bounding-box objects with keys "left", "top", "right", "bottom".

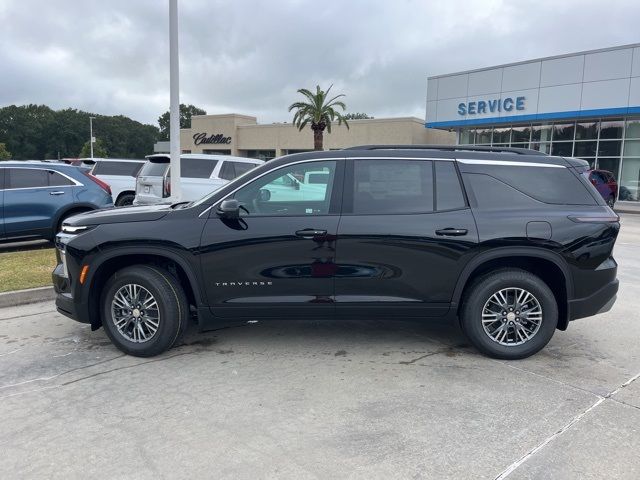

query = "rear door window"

[
  {"left": 352, "top": 160, "right": 434, "bottom": 214},
  {"left": 48, "top": 170, "right": 74, "bottom": 186},
  {"left": 219, "top": 161, "right": 235, "bottom": 180},
  {"left": 181, "top": 158, "right": 218, "bottom": 178},
  {"left": 435, "top": 161, "right": 466, "bottom": 211},
  {"left": 231, "top": 162, "right": 256, "bottom": 178},
  {"left": 93, "top": 161, "right": 143, "bottom": 177}
]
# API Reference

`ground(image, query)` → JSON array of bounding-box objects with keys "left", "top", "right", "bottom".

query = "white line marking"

[{"left": 494, "top": 369, "right": 640, "bottom": 479}]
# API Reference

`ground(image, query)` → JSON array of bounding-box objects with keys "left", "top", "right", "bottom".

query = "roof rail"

[{"left": 343, "top": 145, "right": 548, "bottom": 156}]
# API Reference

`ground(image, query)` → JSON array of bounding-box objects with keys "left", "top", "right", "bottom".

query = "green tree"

[
  {"left": 344, "top": 112, "right": 373, "bottom": 120},
  {"left": 0, "top": 143, "right": 11, "bottom": 159},
  {"left": 0, "top": 105, "right": 159, "bottom": 159},
  {"left": 79, "top": 138, "right": 107, "bottom": 158},
  {"left": 157, "top": 104, "right": 207, "bottom": 140},
  {"left": 288, "top": 85, "right": 349, "bottom": 150}
]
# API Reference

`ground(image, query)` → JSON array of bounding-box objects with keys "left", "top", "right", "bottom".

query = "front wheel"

[
  {"left": 101, "top": 265, "right": 189, "bottom": 357},
  {"left": 460, "top": 269, "right": 558, "bottom": 359}
]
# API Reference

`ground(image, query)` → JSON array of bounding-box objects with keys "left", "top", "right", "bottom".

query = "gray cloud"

[{"left": 0, "top": 0, "right": 638, "bottom": 126}]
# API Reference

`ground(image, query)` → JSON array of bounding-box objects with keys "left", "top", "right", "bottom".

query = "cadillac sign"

[{"left": 193, "top": 132, "right": 232, "bottom": 146}]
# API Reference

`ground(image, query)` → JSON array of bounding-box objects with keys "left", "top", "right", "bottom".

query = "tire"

[
  {"left": 460, "top": 268, "right": 558, "bottom": 360},
  {"left": 101, "top": 265, "right": 189, "bottom": 357},
  {"left": 115, "top": 192, "right": 135, "bottom": 207}
]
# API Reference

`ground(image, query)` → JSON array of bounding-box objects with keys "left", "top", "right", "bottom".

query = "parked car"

[
  {"left": 586, "top": 169, "right": 618, "bottom": 207},
  {"left": 0, "top": 161, "right": 113, "bottom": 242},
  {"left": 619, "top": 181, "right": 639, "bottom": 202},
  {"left": 81, "top": 158, "right": 145, "bottom": 207},
  {"left": 54, "top": 145, "right": 619, "bottom": 359},
  {"left": 133, "top": 154, "right": 263, "bottom": 205}
]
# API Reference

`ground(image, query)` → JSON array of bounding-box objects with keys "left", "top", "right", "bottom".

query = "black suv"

[{"left": 53, "top": 146, "right": 620, "bottom": 359}]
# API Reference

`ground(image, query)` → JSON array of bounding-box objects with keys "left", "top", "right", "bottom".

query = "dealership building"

[
  {"left": 155, "top": 114, "right": 454, "bottom": 159},
  {"left": 426, "top": 43, "right": 640, "bottom": 202}
]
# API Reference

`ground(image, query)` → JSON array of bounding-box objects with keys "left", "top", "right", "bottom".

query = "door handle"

[
  {"left": 435, "top": 228, "right": 468, "bottom": 236},
  {"left": 49, "top": 191, "right": 65, "bottom": 195},
  {"left": 295, "top": 229, "right": 327, "bottom": 238}
]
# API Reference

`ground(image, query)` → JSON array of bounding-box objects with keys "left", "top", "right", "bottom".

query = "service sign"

[{"left": 458, "top": 96, "right": 526, "bottom": 116}]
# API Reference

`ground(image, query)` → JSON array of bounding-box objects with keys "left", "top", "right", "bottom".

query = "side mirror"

[
  {"left": 217, "top": 199, "right": 241, "bottom": 219},
  {"left": 294, "top": 179, "right": 300, "bottom": 190},
  {"left": 258, "top": 188, "right": 271, "bottom": 202}
]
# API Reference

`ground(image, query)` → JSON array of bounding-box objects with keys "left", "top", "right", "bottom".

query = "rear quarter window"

[{"left": 477, "top": 164, "right": 596, "bottom": 205}]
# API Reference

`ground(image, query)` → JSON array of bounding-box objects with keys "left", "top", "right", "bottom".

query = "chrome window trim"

[
  {"left": 197, "top": 156, "right": 454, "bottom": 217},
  {"left": 0, "top": 166, "right": 83, "bottom": 190},
  {"left": 456, "top": 159, "right": 565, "bottom": 168}
]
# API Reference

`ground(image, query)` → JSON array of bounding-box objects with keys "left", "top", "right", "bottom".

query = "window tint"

[
  {"left": 93, "top": 161, "right": 143, "bottom": 177},
  {"left": 464, "top": 173, "right": 542, "bottom": 208},
  {"left": 233, "top": 161, "right": 336, "bottom": 216},
  {"left": 435, "top": 161, "right": 466, "bottom": 210},
  {"left": 7, "top": 168, "right": 49, "bottom": 188},
  {"left": 139, "top": 160, "right": 169, "bottom": 177},
  {"left": 232, "top": 162, "right": 256, "bottom": 178},
  {"left": 353, "top": 160, "right": 433, "bottom": 214},
  {"left": 181, "top": 158, "right": 217, "bottom": 178},
  {"left": 219, "top": 162, "right": 235, "bottom": 181},
  {"left": 48, "top": 170, "right": 74, "bottom": 186},
  {"left": 480, "top": 165, "right": 596, "bottom": 205}
]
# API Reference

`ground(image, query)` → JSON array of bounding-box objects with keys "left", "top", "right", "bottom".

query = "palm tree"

[{"left": 288, "top": 85, "right": 349, "bottom": 150}]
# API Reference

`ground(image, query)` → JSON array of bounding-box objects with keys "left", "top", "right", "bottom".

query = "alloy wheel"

[
  {"left": 111, "top": 283, "right": 160, "bottom": 343},
  {"left": 481, "top": 287, "right": 543, "bottom": 346}
]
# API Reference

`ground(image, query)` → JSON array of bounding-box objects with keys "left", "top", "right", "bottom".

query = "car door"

[
  {"left": 199, "top": 159, "right": 343, "bottom": 319},
  {"left": 3, "top": 167, "right": 76, "bottom": 238},
  {"left": 335, "top": 157, "right": 479, "bottom": 318}
]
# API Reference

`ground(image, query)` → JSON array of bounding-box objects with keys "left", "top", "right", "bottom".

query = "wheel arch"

[
  {"left": 52, "top": 203, "right": 97, "bottom": 237},
  {"left": 115, "top": 190, "right": 136, "bottom": 205},
  {"left": 84, "top": 247, "right": 204, "bottom": 330},
  {"left": 453, "top": 248, "right": 573, "bottom": 330}
]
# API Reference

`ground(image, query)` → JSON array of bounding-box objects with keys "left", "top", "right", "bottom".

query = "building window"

[{"left": 245, "top": 150, "right": 276, "bottom": 161}]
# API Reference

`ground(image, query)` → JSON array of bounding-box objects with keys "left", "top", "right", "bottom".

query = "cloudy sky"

[{"left": 0, "top": 0, "right": 638, "bottom": 126}]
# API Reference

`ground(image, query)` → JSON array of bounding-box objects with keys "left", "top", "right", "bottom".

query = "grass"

[{"left": 0, "top": 248, "right": 57, "bottom": 292}]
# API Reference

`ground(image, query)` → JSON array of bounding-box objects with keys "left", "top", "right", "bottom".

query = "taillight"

[
  {"left": 163, "top": 176, "right": 171, "bottom": 198},
  {"left": 568, "top": 209, "right": 619, "bottom": 223},
  {"left": 83, "top": 171, "right": 112, "bottom": 195}
]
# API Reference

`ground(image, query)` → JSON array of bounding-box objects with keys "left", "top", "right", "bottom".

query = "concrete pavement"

[{"left": 0, "top": 215, "right": 639, "bottom": 479}]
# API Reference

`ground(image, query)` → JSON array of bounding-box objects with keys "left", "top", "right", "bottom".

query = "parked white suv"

[
  {"left": 81, "top": 158, "right": 145, "bottom": 207},
  {"left": 134, "top": 154, "right": 263, "bottom": 205}
]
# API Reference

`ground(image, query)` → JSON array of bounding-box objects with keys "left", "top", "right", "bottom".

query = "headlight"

[{"left": 61, "top": 224, "right": 91, "bottom": 234}]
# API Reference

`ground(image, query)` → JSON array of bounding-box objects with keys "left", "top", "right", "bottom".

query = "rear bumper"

[{"left": 568, "top": 279, "right": 618, "bottom": 321}]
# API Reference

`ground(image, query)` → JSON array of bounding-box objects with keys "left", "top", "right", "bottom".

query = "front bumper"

[{"left": 568, "top": 279, "right": 619, "bottom": 321}]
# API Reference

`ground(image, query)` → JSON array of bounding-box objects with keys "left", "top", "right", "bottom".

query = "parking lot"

[{"left": 0, "top": 215, "right": 638, "bottom": 479}]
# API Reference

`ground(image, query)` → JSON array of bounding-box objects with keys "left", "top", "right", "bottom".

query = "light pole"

[
  {"left": 169, "top": 0, "right": 181, "bottom": 201},
  {"left": 89, "top": 116, "right": 96, "bottom": 159}
]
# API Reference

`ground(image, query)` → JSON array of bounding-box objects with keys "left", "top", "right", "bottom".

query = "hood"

[{"left": 63, "top": 204, "right": 171, "bottom": 227}]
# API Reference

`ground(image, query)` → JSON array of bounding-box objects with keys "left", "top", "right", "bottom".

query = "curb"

[
  {"left": 0, "top": 286, "right": 55, "bottom": 309},
  {"left": 616, "top": 209, "right": 640, "bottom": 215}
]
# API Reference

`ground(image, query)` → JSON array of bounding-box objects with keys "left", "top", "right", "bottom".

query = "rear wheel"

[
  {"left": 460, "top": 269, "right": 558, "bottom": 359},
  {"left": 115, "top": 192, "right": 135, "bottom": 207},
  {"left": 101, "top": 265, "right": 189, "bottom": 357}
]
